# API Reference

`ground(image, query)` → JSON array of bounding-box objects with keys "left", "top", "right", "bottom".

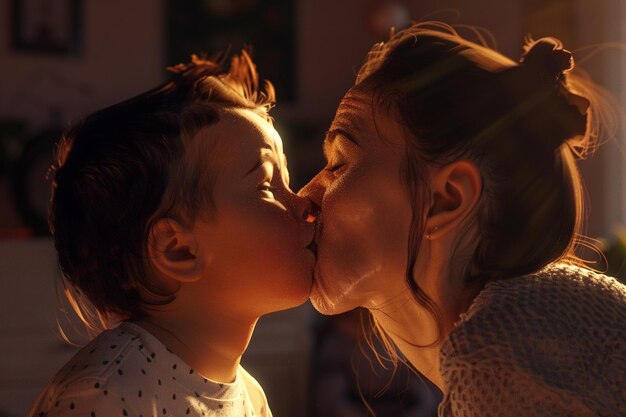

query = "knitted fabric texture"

[{"left": 439, "top": 263, "right": 626, "bottom": 417}]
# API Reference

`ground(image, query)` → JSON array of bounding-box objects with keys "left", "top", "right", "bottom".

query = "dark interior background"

[{"left": 0, "top": 1, "right": 624, "bottom": 416}]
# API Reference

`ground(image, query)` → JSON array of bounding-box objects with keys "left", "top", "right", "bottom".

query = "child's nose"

[
  {"left": 297, "top": 172, "right": 326, "bottom": 208},
  {"left": 292, "top": 194, "right": 318, "bottom": 248},
  {"left": 291, "top": 193, "right": 319, "bottom": 224},
  {"left": 303, "top": 198, "right": 320, "bottom": 224}
]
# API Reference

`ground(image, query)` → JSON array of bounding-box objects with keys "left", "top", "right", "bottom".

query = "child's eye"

[{"left": 259, "top": 182, "right": 274, "bottom": 194}]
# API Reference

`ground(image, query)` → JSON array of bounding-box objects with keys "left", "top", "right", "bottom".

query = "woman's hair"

[
  {"left": 355, "top": 22, "right": 614, "bottom": 349},
  {"left": 49, "top": 51, "right": 275, "bottom": 337}
]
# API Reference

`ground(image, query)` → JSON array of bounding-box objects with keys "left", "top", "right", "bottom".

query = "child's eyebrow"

[{"left": 244, "top": 147, "right": 276, "bottom": 177}]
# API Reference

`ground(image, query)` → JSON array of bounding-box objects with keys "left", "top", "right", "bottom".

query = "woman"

[{"left": 300, "top": 22, "right": 625, "bottom": 416}]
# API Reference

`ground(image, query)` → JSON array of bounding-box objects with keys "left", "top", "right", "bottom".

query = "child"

[{"left": 27, "top": 51, "right": 317, "bottom": 417}]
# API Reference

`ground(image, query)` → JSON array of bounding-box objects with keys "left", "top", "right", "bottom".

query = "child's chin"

[
  {"left": 262, "top": 275, "right": 312, "bottom": 313},
  {"left": 285, "top": 278, "right": 314, "bottom": 309},
  {"left": 264, "top": 295, "right": 308, "bottom": 315}
]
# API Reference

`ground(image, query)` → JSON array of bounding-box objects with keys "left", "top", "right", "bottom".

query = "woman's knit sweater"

[{"left": 439, "top": 263, "right": 625, "bottom": 417}]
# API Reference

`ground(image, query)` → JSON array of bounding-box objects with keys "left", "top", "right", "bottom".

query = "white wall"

[
  {"left": 280, "top": 0, "right": 526, "bottom": 123},
  {"left": 0, "top": 0, "right": 165, "bottom": 131},
  {"left": 574, "top": 0, "right": 626, "bottom": 238}
]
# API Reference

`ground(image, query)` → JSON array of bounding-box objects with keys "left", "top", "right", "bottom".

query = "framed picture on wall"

[
  {"left": 11, "top": 0, "right": 82, "bottom": 55},
  {"left": 167, "top": 0, "right": 296, "bottom": 101}
]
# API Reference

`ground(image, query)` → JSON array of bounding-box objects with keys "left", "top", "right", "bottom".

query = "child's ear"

[
  {"left": 148, "top": 218, "right": 202, "bottom": 283},
  {"left": 424, "top": 160, "right": 482, "bottom": 240}
]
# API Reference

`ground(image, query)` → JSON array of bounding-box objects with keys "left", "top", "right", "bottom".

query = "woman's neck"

[
  {"left": 369, "top": 294, "right": 445, "bottom": 390},
  {"left": 132, "top": 310, "right": 258, "bottom": 383},
  {"left": 367, "top": 258, "right": 483, "bottom": 392}
]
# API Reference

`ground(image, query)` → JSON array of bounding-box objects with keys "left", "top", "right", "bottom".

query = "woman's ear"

[
  {"left": 424, "top": 160, "right": 481, "bottom": 240},
  {"left": 148, "top": 218, "right": 202, "bottom": 283}
]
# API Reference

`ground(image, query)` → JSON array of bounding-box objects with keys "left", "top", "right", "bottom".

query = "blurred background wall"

[{"left": 0, "top": 1, "right": 624, "bottom": 416}]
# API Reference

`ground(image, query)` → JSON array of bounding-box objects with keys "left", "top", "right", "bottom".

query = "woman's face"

[{"left": 299, "top": 87, "right": 415, "bottom": 314}]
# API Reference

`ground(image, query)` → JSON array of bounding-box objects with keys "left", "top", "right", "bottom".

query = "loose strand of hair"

[{"left": 54, "top": 270, "right": 112, "bottom": 346}]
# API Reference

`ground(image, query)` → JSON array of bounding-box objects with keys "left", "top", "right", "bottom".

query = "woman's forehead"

[
  {"left": 331, "top": 89, "right": 372, "bottom": 133},
  {"left": 335, "top": 85, "right": 398, "bottom": 127},
  {"left": 337, "top": 88, "right": 372, "bottom": 116},
  {"left": 331, "top": 87, "right": 406, "bottom": 148}
]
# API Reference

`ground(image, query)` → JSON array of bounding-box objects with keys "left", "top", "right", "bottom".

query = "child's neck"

[{"left": 132, "top": 312, "right": 258, "bottom": 383}]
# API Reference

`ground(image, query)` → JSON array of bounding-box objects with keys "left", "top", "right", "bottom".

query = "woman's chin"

[
  {"left": 309, "top": 293, "right": 335, "bottom": 315},
  {"left": 309, "top": 275, "right": 356, "bottom": 315}
]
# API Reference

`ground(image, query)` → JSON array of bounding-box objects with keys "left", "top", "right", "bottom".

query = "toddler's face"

[{"left": 191, "top": 108, "right": 316, "bottom": 316}]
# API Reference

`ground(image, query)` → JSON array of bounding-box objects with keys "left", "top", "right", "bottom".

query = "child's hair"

[
  {"left": 48, "top": 51, "right": 275, "bottom": 336},
  {"left": 355, "top": 22, "right": 615, "bottom": 348}
]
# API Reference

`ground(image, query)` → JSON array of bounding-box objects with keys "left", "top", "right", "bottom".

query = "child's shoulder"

[
  {"left": 239, "top": 366, "right": 272, "bottom": 417},
  {"left": 27, "top": 322, "right": 153, "bottom": 416},
  {"left": 58, "top": 322, "right": 154, "bottom": 384},
  {"left": 29, "top": 323, "right": 272, "bottom": 417},
  {"left": 29, "top": 322, "right": 195, "bottom": 416}
]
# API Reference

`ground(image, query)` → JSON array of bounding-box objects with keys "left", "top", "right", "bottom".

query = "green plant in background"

[
  {"left": 0, "top": 120, "right": 27, "bottom": 176},
  {"left": 597, "top": 229, "right": 626, "bottom": 285}
]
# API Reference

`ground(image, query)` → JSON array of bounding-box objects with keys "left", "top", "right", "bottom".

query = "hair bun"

[{"left": 520, "top": 37, "right": 574, "bottom": 81}]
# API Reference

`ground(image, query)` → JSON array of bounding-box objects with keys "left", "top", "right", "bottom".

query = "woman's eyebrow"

[
  {"left": 325, "top": 127, "right": 359, "bottom": 145},
  {"left": 329, "top": 111, "right": 366, "bottom": 143},
  {"left": 326, "top": 114, "right": 362, "bottom": 143},
  {"left": 322, "top": 127, "right": 361, "bottom": 160}
]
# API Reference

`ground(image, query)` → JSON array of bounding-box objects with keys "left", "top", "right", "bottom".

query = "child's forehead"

[
  {"left": 219, "top": 107, "right": 274, "bottom": 131},
  {"left": 216, "top": 107, "right": 282, "bottom": 150},
  {"left": 192, "top": 107, "right": 284, "bottom": 170}
]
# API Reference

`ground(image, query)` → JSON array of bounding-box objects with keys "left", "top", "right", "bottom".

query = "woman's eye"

[{"left": 327, "top": 163, "right": 345, "bottom": 173}]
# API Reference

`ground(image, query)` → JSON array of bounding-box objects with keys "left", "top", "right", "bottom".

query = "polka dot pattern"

[
  {"left": 439, "top": 264, "right": 626, "bottom": 417},
  {"left": 26, "top": 322, "right": 273, "bottom": 417}
]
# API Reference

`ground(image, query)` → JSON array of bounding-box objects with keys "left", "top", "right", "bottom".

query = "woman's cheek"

[
  {"left": 324, "top": 173, "right": 370, "bottom": 233},
  {"left": 324, "top": 178, "right": 383, "bottom": 260}
]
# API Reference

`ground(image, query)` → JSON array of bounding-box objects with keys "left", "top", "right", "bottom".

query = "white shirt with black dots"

[{"left": 27, "top": 322, "right": 273, "bottom": 417}]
